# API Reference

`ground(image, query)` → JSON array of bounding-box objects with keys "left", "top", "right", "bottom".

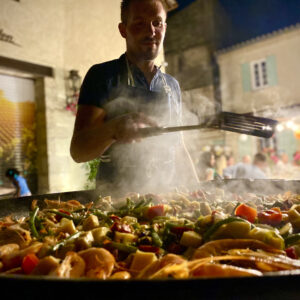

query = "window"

[
  {"left": 250, "top": 59, "right": 268, "bottom": 90},
  {"left": 241, "top": 55, "right": 277, "bottom": 92}
]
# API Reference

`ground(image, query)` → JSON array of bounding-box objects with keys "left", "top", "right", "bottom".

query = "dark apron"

[{"left": 96, "top": 73, "right": 181, "bottom": 197}]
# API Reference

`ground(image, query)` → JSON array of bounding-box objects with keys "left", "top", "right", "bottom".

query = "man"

[
  {"left": 223, "top": 153, "right": 268, "bottom": 180},
  {"left": 70, "top": 0, "right": 199, "bottom": 196}
]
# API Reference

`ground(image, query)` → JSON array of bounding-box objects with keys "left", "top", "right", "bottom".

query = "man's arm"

[
  {"left": 70, "top": 105, "right": 115, "bottom": 163},
  {"left": 70, "top": 105, "right": 157, "bottom": 163}
]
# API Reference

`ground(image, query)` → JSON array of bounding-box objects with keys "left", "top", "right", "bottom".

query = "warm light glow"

[
  {"left": 286, "top": 121, "right": 294, "bottom": 129},
  {"left": 239, "top": 134, "right": 248, "bottom": 141},
  {"left": 276, "top": 124, "right": 284, "bottom": 132}
]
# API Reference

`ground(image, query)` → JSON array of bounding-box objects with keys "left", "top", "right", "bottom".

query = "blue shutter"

[
  {"left": 241, "top": 63, "right": 251, "bottom": 92},
  {"left": 266, "top": 55, "right": 278, "bottom": 86}
]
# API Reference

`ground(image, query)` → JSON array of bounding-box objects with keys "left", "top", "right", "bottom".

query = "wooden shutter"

[
  {"left": 266, "top": 55, "right": 278, "bottom": 86},
  {"left": 241, "top": 62, "right": 251, "bottom": 92}
]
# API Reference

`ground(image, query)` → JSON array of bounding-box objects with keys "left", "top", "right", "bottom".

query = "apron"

[{"left": 96, "top": 58, "right": 181, "bottom": 197}]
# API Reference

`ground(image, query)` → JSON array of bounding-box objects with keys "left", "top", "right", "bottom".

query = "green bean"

[
  {"left": 285, "top": 234, "right": 300, "bottom": 247},
  {"left": 29, "top": 207, "right": 40, "bottom": 239},
  {"left": 110, "top": 242, "right": 137, "bottom": 253},
  {"left": 47, "top": 210, "right": 74, "bottom": 220},
  {"left": 91, "top": 209, "right": 113, "bottom": 225},
  {"left": 151, "top": 231, "right": 163, "bottom": 247},
  {"left": 51, "top": 232, "right": 81, "bottom": 252}
]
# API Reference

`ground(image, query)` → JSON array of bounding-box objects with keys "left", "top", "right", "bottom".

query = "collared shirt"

[
  {"left": 223, "top": 163, "right": 267, "bottom": 179},
  {"left": 78, "top": 53, "right": 182, "bottom": 125},
  {"left": 78, "top": 54, "right": 184, "bottom": 194}
]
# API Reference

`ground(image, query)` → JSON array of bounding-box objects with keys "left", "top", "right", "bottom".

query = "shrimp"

[
  {"left": 0, "top": 224, "right": 31, "bottom": 247},
  {"left": 193, "top": 239, "right": 284, "bottom": 259},
  {"left": 137, "top": 254, "right": 186, "bottom": 279},
  {"left": 1, "top": 242, "right": 43, "bottom": 270},
  {"left": 31, "top": 256, "right": 60, "bottom": 275},
  {"left": 0, "top": 244, "right": 19, "bottom": 259},
  {"left": 52, "top": 251, "right": 85, "bottom": 278},
  {"left": 79, "top": 247, "right": 115, "bottom": 279},
  {"left": 44, "top": 199, "right": 84, "bottom": 211},
  {"left": 189, "top": 262, "right": 262, "bottom": 278},
  {"left": 149, "top": 262, "right": 190, "bottom": 279},
  {"left": 109, "top": 271, "right": 131, "bottom": 279}
]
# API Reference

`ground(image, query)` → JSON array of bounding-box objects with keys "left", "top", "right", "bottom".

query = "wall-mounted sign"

[{"left": 0, "top": 29, "right": 21, "bottom": 47}]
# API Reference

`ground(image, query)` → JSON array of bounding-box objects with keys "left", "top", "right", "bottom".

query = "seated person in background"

[
  {"left": 5, "top": 168, "right": 32, "bottom": 197},
  {"left": 223, "top": 153, "right": 267, "bottom": 180},
  {"left": 198, "top": 151, "right": 221, "bottom": 181},
  {"left": 226, "top": 155, "right": 235, "bottom": 167},
  {"left": 242, "top": 154, "right": 251, "bottom": 164}
]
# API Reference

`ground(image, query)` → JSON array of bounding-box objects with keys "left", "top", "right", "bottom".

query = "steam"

[{"left": 96, "top": 86, "right": 201, "bottom": 198}]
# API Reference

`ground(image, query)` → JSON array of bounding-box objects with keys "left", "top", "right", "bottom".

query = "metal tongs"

[{"left": 138, "top": 111, "right": 278, "bottom": 138}]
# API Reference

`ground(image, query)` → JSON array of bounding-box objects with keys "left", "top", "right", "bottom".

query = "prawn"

[
  {"left": 189, "top": 262, "right": 262, "bottom": 278},
  {"left": 0, "top": 244, "right": 19, "bottom": 259},
  {"left": 52, "top": 251, "right": 85, "bottom": 278},
  {"left": 1, "top": 242, "right": 43, "bottom": 270},
  {"left": 109, "top": 271, "right": 131, "bottom": 279},
  {"left": 137, "top": 254, "right": 186, "bottom": 279},
  {"left": 193, "top": 239, "right": 284, "bottom": 259},
  {"left": 79, "top": 247, "right": 115, "bottom": 279}
]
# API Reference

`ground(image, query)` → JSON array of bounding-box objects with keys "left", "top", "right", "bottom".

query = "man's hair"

[
  {"left": 120, "top": 0, "right": 167, "bottom": 24},
  {"left": 253, "top": 153, "right": 267, "bottom": 164}
]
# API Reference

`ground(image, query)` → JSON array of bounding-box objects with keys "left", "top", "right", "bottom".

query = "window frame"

[{"left": 250, "top": 58, "right": 269, "bottom": 90}]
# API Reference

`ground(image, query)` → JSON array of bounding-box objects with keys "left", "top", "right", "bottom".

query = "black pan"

[{"left": 1, "top": 179, "right": 300, "bottom": 300}]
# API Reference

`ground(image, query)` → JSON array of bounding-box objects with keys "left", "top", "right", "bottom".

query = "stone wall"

[
  {"left": 164, "top": 0, "right": 230, "bottom": 161},
  {"left": 0, "top": 0, "right": 166, "bottom": 193}
]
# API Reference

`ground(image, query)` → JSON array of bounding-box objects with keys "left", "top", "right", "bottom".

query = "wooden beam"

[{"left": 0, "top": 56, "right": 53, "bottom": 77}]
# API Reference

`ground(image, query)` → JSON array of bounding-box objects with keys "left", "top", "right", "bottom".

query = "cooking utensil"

[{"left": 138, "top": 111, "right": 278, "bottom": 138}]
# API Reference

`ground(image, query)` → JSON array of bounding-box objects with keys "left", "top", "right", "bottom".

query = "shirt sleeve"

[
  {"left": 78, "top": 64, "right": 111, "bottom": 108},
  {"left": 223, "top": 165, "right": 235, "bottom": 178}
]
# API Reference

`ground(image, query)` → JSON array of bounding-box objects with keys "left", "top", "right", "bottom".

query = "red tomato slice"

[
  {"left": 258, "top": 208, "right": 282, "bottom": 225},
  {"left": 22, "top": 253, "right": 39, "bottom": 274},
  {"left": 146, "top": 205, "right": 165, "bottom": 220},
  {"left": 235, "top": 203, "right": 257, "bottom": 223},
  {"left": 138, "top": 245, "right": 160, "bottom": 253}
]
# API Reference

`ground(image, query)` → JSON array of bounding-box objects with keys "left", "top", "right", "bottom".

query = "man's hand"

[
  {"left": 71, "top": 105, "right": 157, "bottom": 163},
  {"left": 109, "top": 112, "right": 157, "bottom": 143}
]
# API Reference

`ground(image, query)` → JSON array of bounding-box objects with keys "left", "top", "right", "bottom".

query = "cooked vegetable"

[
  {"left": 22, "top": 253, "right": 40, "bottom": 274},
  {"left": 258, "top": 208, "right": 282, "bottom": 226},
  {"left": 203, "top": 217, "right": 248, "bottom": 241},
  {"left": 1, "top": 189, "right": 300, "bottom": 280},
  {"left": 51, "top": 232, "right": 81, "bottom": 252},
  {"left": 235, "top": 203, "right": 257, "bottom": 223},
  {"left": 29, "top": 207, "right": 40, "bottom": 239}
]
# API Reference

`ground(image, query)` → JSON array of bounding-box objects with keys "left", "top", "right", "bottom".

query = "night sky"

[{"left": 172, "top": 0, "right": 300, "bottom": 49}]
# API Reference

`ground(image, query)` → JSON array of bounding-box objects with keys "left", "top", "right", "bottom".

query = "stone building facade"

[
  {"left": 0, "top": 0, "right": 166, "bottom": 194},
  {"left": 164, "top": 0, "right": 232, "bottom": 165}
]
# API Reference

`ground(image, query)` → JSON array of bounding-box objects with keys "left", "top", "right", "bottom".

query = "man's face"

[{"left": 120, "top": 0, "right": 167, "bottom": 61}]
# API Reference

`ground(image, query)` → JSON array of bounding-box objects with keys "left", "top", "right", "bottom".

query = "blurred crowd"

[{"left": 197, "top": 146, "right": 300, "bottom": 181}]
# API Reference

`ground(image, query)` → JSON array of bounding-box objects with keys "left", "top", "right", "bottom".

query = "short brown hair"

[
  {"left": 253, "top": 153, "right": 267, "bottom": 164},
  {"left": 120, "top": 0, "right": 167, "bottom": 24}
]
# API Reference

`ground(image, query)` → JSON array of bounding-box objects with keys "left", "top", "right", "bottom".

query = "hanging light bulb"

[
  {"left": 276, "top": 124, "right": 284, "bottom": 132},
  {"left": 286, "top": 121, "right": 295, "bottom": 129}
]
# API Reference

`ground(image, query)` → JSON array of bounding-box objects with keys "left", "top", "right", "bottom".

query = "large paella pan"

[{"left": 1, "top": 179, "right": 300, "bottom": 299}]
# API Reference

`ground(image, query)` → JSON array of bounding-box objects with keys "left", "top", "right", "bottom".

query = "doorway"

[{"left": 0, "top": 73, "right": 37, "bottom": 194}]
